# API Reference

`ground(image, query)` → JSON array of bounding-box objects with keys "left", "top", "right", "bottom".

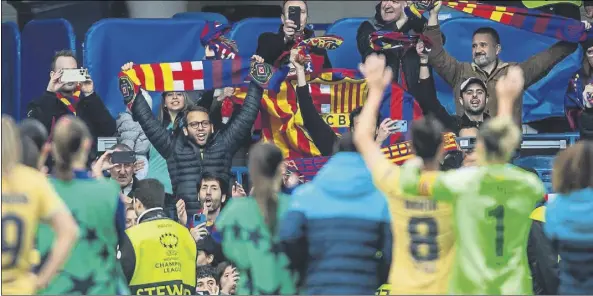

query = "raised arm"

[
  {"left": 218, "top": 56, "right": 264, "bottom": 154},
  {"left": 425, "top": 2, "right": 464, "bottom": 88},
  {"left": 519, "top": 41, "right": 578, "bottom": 88},
  {"left": 353, "top": 54, "right": 404, "bottom": 196},
  {"left": 415, "top": 41, "right": 460, "bottom": 133},
  {"left": 120, "top": 62, "right": 175, "bottom": 158},
  {"left": 291, "top": 49, "right": 339, "bottom": 156}
]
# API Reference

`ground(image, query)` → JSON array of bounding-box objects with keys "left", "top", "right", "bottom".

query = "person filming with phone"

[
  {"left": 27, "top": 50, "right": 116, "bottom": 169},
  {"left": 256, "top": 0, "right": 332, "bottom": 69}
]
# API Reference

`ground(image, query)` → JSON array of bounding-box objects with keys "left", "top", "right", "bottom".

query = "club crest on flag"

[
  {"left": 250, "top": 62, "right": 273, "bottom": 85},
  {"left": 119, "top": 76, "right": 136, "bottom": 104}
]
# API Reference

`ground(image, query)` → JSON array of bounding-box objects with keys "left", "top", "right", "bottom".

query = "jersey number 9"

[
  {"left": 2, "top": 214, "right": 25, "bottom": 269},
  {"left": 408, "top": 217, "right": 439, "bottom": 261}
]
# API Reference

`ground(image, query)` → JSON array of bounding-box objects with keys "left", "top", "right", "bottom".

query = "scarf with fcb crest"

[{"left": 118, "top": 36, "right": 343, "bottom": 109}]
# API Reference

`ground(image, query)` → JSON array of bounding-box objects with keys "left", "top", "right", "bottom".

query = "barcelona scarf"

[
  {"left": 275, "top": 35, "right": 344, "bottom": 73},
  {"left": 284, "top": 132, "right": 460, "bottom": 183},
  {"left": 117, "top": 59, "right": 290, "bottom": 109},
  {"left": 200, "top": 22, "right": 238, "bottom": 60},
  {"left": 56, "top": 88, "right": 81, "bottom": 115},
  {"left": 232, "top": 69, "right": 424, "bottom": 158},
  {"left": 441, "top": 1, "right": 591, "bottom": 42},
  {"left": 369, "top": 31, "right": 432, "bottom": 53}
]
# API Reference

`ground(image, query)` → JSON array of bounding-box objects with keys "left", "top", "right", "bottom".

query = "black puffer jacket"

[{"left": 131, "top": 82, "right": 263, "bottom": 216}]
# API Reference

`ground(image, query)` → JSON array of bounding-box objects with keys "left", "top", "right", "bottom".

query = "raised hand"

[
  {"left": 289, "top": 48, "right": 306, "bottom": 69},
  {"left": 283, "top": 19, "right": 298, "bottom": 42},
  {"left": 416, "top": 41, "right": 428, "bottom": 62},
  {"left": 91, "top": 150, "right": 115, "bottom": 178},
  {"left": 176, "top": 199, "right": 188, "bottom": 226},
  {"left": 251, "top": 55, "right": 264, "bottom": 64},
  {"left": 190, "top": 222, "right": 209, "bottom": 242},
  {"left": 376, "top": 118, "right": 399, "bottom": 143},
  {"left": 359, "top": 53, "right": 393, "bottom": 92},
  {"left": 80, "top": 73, "right": 94, "bottom": 96},
  {"left": 232, "top": 182, "right": 247, "bottom": 198},
  {"left": 47, "top": 70, "right": 65, "bottom": 93},
  {"left": 121, "top": 62, "right": 134, "bottom": 72}
]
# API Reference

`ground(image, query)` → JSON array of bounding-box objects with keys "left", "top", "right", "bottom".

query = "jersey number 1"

[{"left": 487, "top": 205, "right": 505, "bottom": 257}]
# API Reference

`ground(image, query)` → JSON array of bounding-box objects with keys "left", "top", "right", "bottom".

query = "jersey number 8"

[
  {"left": 408, "top": 217, "right": 439, "bottom": 261},
  {"left": 2, "top": 214, "right": 25, "bottom": 269}
]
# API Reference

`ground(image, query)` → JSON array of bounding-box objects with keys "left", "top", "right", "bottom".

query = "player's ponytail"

[
  {"left": 1, "top": 115, "right": 22, "bottom": 176},
  {"left": 52, "top": 116, "right": 91, "bottom": 181},
  {"left": 248, "top": 142, "right": 284, "bottom": 234}
]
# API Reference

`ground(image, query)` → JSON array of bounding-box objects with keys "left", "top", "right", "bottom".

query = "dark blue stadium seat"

[
  {"left": 173, "top": 12, "right": 229, "bottom": 25},
  {"left": 229, "top": 18, "right": 282, "bottom": 58},
  {"left": 435, "top": 17, "right": 582, "bottom": 122},
  {"left": 2, "top": 22, "right": 21, "bottom": 119},
  {"left": 21, "top": 19, "right": 76, "bottom": 119},
  {"left": 324, "top": 18, "right": 367, "bottom": 69},
  {"left": 83, "top": 19, "right": 207, "bottom": 117}
]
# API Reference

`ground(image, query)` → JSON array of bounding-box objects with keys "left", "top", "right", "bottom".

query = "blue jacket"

[
  {"left": 545, "top": 188, "right": 593, "bottom": 295},
  {"left": 279, "top": 152, "right": 392, "bottom": 295}
]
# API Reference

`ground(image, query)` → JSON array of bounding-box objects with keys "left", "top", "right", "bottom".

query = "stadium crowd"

[{"left": 3, "top": 0, "right": 593, "bottom": 295}]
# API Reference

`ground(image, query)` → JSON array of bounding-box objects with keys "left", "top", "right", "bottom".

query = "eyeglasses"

[{"left": 188, "top": 120, "right": 211, "bottom": 129}]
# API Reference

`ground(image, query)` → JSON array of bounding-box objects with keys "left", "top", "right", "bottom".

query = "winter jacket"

[
  {"left": 131, "top": 82, "right": 263, "bottom": 217},
  {"left": 256, "top": 25, "right": 332, "bottom": 69},
  {"left": 425, "top": 24, "right": 577, "bottom": 125},
  {"left": 116, "top": 89, "right": 153, "bottom": 157},
  {"left": 545, "top": 188, "right": 593, "bottom": 295},
  {"left": 356, "top": 2, "right": 426, "bottom": 98},
  {"left": 280, "top": 152, "right": 392, "bottom": 294},
  {"left": 26, "top": 90, "right": 116, "bottom": 164},
  {"left": 527, "top": 202, "right": 560, "bottom": 295}
]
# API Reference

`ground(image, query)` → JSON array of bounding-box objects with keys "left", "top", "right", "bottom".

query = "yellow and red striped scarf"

[{"left": 56, "top": 88, "right": 81, "bottom": 115}]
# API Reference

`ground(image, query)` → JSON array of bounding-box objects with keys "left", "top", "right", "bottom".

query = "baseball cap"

[{"left": 460, "top": 77, "right": 488, "bottom": 96}]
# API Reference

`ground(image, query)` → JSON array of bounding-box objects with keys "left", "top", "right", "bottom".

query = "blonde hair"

[
  {"left": 477, "top": 116, "right": 521, "bottom": 164},
  {"left": 553, "top": 141, "right": 593, "bottom": 194},
  {"left": 52, "top": 116, "right": 91, "bottom": 181},
  {"left": 1, "top": 115, "right": 22, "bottom": 175}
]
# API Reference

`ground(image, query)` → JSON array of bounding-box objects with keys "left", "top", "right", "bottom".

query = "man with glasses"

[{"left": 129, "top": 81, "right": 263, "bottom": 219}]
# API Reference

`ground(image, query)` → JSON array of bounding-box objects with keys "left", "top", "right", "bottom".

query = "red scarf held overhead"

[{"left": 56, "top": 88, "right": 81, "bottom": 115}]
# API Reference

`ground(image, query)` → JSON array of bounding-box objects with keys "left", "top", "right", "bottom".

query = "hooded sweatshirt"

[
  {"left": 279, "top": 152, "right": 392, "bottom": 295},
  {"left": 545, "top": 188, "right": 593, "bottom": 295}
]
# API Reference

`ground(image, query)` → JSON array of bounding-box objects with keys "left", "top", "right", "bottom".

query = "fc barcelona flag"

[{"left": 233, "top": 69, "right": 423, "bottom": 158}]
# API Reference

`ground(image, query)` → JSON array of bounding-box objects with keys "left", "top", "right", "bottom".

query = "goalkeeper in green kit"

[{"left": 400, "top": 66, "right": 546, "bottom": 295}]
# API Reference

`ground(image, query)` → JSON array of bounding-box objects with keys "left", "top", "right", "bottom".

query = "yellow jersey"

[
  {"left": 371, "top": 159, "right": 455, "bottom": 294},
  {"left": 2, "top": 165, "right": 66, "bottom": 295}
]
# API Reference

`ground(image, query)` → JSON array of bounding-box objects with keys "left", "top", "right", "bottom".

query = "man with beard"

[
  {"left": 424, "top": 2, "right": 578, "bottom": 127},
  {"left": 27, "top": 50, "right": 116, "bottom": 166},
  {"left": 357, "top": 0, "right": 426, "bottom": 97},
  {"left": 122, "top": 59, "right": 263, "bottom": 220}
]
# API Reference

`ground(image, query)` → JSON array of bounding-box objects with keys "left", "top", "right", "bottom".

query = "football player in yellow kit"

[
  {"left": 1, "top": 115, "right": 79, "bottom": 295},
  {"left": 354, "top": 54, "right": 455, "bottom": 294}
]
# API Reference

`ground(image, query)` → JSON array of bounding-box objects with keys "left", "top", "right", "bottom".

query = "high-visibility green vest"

[{"left": 522, "top": 0, "right": 582, "bottom": 8}]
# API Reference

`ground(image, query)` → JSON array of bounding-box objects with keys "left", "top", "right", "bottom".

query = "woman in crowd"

[
  {"left": 1, "top": 115, "right": 78, "bottom": 295},
  {"left": 545, "top": 140, "right": 593, "bottom": 295},
  {"left": 35, "top": 116, "right": 128, "bottom": 294},
  {"left": 217, "top": 142, "right": 297, "bottom": 295}
]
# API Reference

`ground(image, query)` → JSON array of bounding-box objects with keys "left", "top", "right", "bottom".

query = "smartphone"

[
  {"left": 288, "top": 6, "right": 301, "bottom": 31},
  {"left": 97, "top": 137, "right": 118, "bottom": 152},
  {"left": 193, "top": 213, "right": 207, "bottom": 225},
  {"left": 111, "top": 151, "right": 136, "bottom": 164},
  {"left": 60, "top": 68, "right": 89, "bottom": 83},
  {"left": 389, "top": 120, "right": 408, "bottom": 133}
]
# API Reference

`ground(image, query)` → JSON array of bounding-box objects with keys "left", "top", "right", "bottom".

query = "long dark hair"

[
  {"left": 52, "top": 116, "right": 91, "bottom": 181},
  {"left": 248, "top": 142, "right": 284, "bottom": 234}
]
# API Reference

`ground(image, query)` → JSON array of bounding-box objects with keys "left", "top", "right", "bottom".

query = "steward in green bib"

[
  {"left": 120, "top": 179, "right": 197, "bottom": 295},
  {"left": 35, "top": 116, "right": 129, "bottom": 294}
]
